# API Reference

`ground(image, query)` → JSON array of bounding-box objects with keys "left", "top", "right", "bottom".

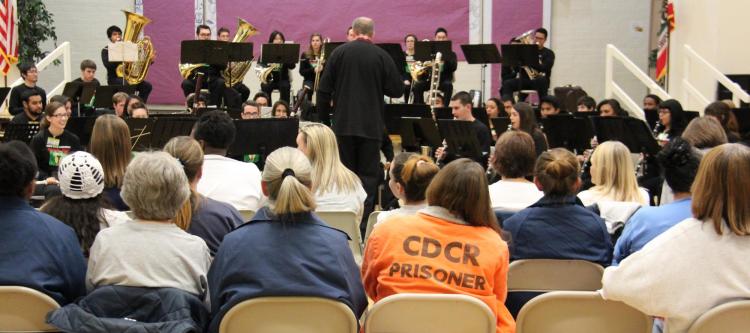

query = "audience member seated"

[
  {"left": 240, "top": 100, "right": 260, "bottom": 119},
  {"left": 503, "top": 148, "right": 612, "bottom": 266},
  {"left": 164, "top": 136, "right": 244, "bottom": 256},
  {"left": 376, "top": 153, "right": 439, "bottom": 226},
  {"left": 362, "top": 158, "right": 516, "bottom": 333},
  {"left": 539, "top": 95, "right": 562, "bottom": 118},
  {"left": 296, "top": 123, "right": 366, "bottom": 220},
  {"left": 576, "top": 95, "right": 596, "bottom": 113},
  {"left": 208, "top": 147, "right": 366, "bottom": 333},
  {"left": 128, "top": 101, "right": 149, "bottom": 118},
  {"left": 30, "top": 102, "right": 82, "bottom": 181},
  {"left": 9, "top": 63, "right": 46, "bottom": 116},
  {"left": 602, "top": 143, "right": 750, "bottom": 333},
  {"left": 596, "top": 98, "right": 628, "bottom": 117},
  {"left": 488, "top": 131, "right": 543, "bottom": 212},
  {"left": 511, "top": 102, "right": 548, "bottom": 156},
  {"left": 577, "top": 141, "right": 649, "bottom": 232},
  {"left": 89, "top": 115, "right": 131, "bottom": 211},
  {"left": 655, "top": 99, "right": 688, "bottom": 146},
  {"left": 194, "top": 111, "right": 264, "bottom": 211},
  {"left": 86, "top": 151, "right": 211, "bottom": 297},
  {"left": 272, "top": 100, "right": 291, "bottom": 118},
  {"left": 704, "top": 101, "right": 741, "bottom": 143},
  {"left": 41, "top": 152, "right": 129, "bottom": 258},
  {"left": 660, "top": 117, "right": 727, "bottom": 206},
  {"left": 0, "top": 142, "right": 86, "bottom": 305},
  {"left": 10, "top": 89, "right": 44, "bottom": 124},
  {"left": 612, "top": 138, "right": 700, "bottom": 265}
]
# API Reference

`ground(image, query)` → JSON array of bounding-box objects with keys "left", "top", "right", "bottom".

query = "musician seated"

[
  {"left": 253, "top": 92, "right": 270, "bottom": 107},
  {"left": 128, "top": 101, "right": 149, "bottom": 119},
  {"left": 180, "top": 25, "right": 229, "bottom": 108},
  {"left": 434, "top": 92, "right": 492, "bottom": 166},
  {"left": 11, "top": 89, "right": 44, "bottom": 124},
  {"left": 402, "top": 34, "right": 417, "bottom": 101},
  {"left": 500, "top": 28, "right": 555, "bottom": 101},
  {"left": 411, "top": 27, "right": 457, "bottom": 105},
  {"left": 272, "top": 100, "right": 290, "bottom": 118},
  {"left": 539, "top": 95, "right": 563, "bottom": 118},
  {"left": 299, "top": 33, "right": 323, "bottom": 98},
  {"left": 50, "top": 95, "right": 73, "bottom": 115},
  {"left": 577, "top": 95, "right": 596, "bottom": 113},
  {"left": 70, "top": 59, "right": 101, "bottom": 117},
  {"left": 186, "top": 92, "right": 208, "bottom": 114},
  {"left": 111, "top": 92, "right": 129, "bottom": 117},
  {"left": 597, "top": 99, "right": 628, "bottom": 117},
  {"left": 433, "top": 92, "right": 445, "bottom": 107},
  {"left": 9, "top": 63, "right": 46, "bottom": 116},
  {"left": 101, "top": 25, "right": 153, "bottom": 102},
  {"left": 240, "top": 101, "right": 260, "bottom": 119},
  {"left": 217, "top": 26, "right": 251, "bottom": 102},
  {"left": 501, "top": 96, "right": 514, "bottom": 116},
  {"left": 259, "top": 31, "right": 296, "bottom": 104}
]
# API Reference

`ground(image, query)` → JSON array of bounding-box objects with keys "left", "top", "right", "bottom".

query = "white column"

[{"left": 543, "top": 0, "right": 552, "bottom": 48}]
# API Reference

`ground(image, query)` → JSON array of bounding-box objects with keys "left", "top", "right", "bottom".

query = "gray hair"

[
  {"left": 352, "top": 17, "right": 374, "bottom": 37},
  {"left": 121, "top": 151, "right": 191, "bottom": 221}
]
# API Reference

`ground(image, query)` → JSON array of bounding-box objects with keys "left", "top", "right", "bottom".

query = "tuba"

[
  {"left": 515, "top": 29, "right": 543, "bottom": 80},
  {"left": 221, "top": 18, "right": 259, "bottom": 87},
  {"left": 115, "top": 10, "right": 154, "bottom": 85},
  {"left": 254, "top": 63, "right": 279, "bottom": 85}
]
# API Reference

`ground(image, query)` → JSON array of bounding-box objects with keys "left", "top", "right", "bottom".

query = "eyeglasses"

[{"left": 51, "top": 113, "right": 70, "bottom": 118}]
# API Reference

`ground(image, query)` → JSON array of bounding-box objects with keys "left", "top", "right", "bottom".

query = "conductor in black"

[{"left": 317, "top": 16, "right": 403, "bottom": 233}]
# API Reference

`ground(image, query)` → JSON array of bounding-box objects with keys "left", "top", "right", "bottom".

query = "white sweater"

[
  {"left": 601, "top": 218, "right": 750, "bottom": 333},
  {"left": 87, "top": 221, "right": 211, "bottom": 297}
]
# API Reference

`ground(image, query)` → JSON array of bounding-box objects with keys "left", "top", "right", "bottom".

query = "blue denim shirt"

[
  {"left": 0, "top": 196, "right": 87, "bottom": 304},
  {"left": 207, "top": 207, "right": 366, "bottom": 333},
  {"left": 503, "top": 195, "right": 613, "bottom": 266}
]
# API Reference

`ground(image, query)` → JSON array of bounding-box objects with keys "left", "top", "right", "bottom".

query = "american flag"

[
  {"left": 0, "top": 0, "right": 18, "bottom": 75},
  {"left": 655, "top": 0, "right": 675, "bottom": 85}
]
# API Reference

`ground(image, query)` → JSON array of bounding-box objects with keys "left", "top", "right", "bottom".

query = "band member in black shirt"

[
  {"left": 259, "top": 31, "right": 296, "bottom": 104},
  {"left": 500, "top": 28, "right": 555, "bottom": 100},
  {"left": 9, "top": 63, "right": 46, "bottom": 116},
  {"left": 410, "top": 27, "right": 457, "bottom": 105},
  {"left": 101, "top": 25, "right": 153, "bottom": 102}
]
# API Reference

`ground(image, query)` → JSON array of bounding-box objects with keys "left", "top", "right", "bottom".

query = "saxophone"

[
  {"left": 221, "top": 18, "right": 259, "bottom": 87},
  {"left": 115, "top": 10, "right": 154, "bottom": 85}
]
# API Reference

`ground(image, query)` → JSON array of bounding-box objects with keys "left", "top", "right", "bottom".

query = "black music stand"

[
  {"left": 472, "top": 107, "right": 490, "bottom": 128},
  {"left": 592, "top": 116, "right": 660, "bottom": 155},
  {"left": 260, "top": 43, "right": 301, "bottom": 65},
  {"left": 64, "top": 116, "right": 97, "bottom": 147},
  {"left": 0, "top": 87, "right": 11, "bottom": 104},
  {"left": 399, "top": 117, "right": 442, "bottom": 152},
  {"left": 377, "top": 43, "right": 406, "bottom": 73},
  {"left": 148, "top": 117, "right": 198, "bottom": 149},
  {"left": 126, "top": 118, "right": 155, "bottom": 151},
  {"left": 461, "top": 44, "right": 502, "bottom": 96},
  {"left": 93, "top": 85, "right": 137, "bottom": 109},
  {"left": 500, "top": 44, "right": 539, "bottom": 68},
  {"left": 181, "top": 40, "right": 230, "bottom": 65},
  {"left": 643, "top": 109, "right": 658, "bottom": 130},
  {"left": 414, "top": 41, "right": 453, "bottom": 62},
  {"left": 433, "top": 106, "right": 453, "bottom": 120},
  {"left": 540, "top": 114, "right": 594, "bottom": 153},
  {"left": 384, "top": 104, "right": 431, "bottom": 134},
  {"left": 63, "top": 82, "right": 98, "bottom": 117},
  {"left": 225, "top": 42, "right": 254, "bottom": 88},
  {"left": 732, "top": 107, "right": 750, "bottom": 136},
  {"left": 323, "top": 42, "right": 344, "bottom": 57},
  {"left": 437, "top": 119, "right": 483, "bottom": 163},
  {"left": 228, "top": 118, "right": 299, "bottom": 159},
  {"left": 490, "top": 117, "right": 512, "bottom": 134},
  {"left": 2, "top": 123, "right": 40, "bottom": 143}
]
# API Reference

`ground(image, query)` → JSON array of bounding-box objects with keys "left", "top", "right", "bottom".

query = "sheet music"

[{"left": 108, "top": 41, "right": 138, "bottom": 62}]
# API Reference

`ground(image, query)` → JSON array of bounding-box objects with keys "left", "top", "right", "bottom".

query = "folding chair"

[
  {"left": 0, "top": 286, "right": 60, "bottom": 332},
  {"left": 219, "top": 297, "right": 357, "bottom": 333}
]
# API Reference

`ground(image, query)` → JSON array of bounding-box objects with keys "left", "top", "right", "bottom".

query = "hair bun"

[{"left": 658, "top": 137, "right": 693, "bottom": 168}]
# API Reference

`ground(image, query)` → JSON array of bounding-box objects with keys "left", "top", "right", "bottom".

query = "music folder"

[
  {"left": 384, "top": 104, "right": 431, "bottom": 134},
  {"left": 259, "top": 43, "right": 301, "bottom": 64},
  {"left": 437, "top": 119, "right": 483, "bottom": 163},
  {"left": 591, "top": 116, "right": 660, "bottom": 155},
  {"left": 414, "top": 41, "right": 453, "bottom": 62},
  {"left": 500, "top": 44, "right": 539, "bottom": 67},
  {"left": 399, "top": 117, "right": 442, "bottom": 151},
  {"left": 108, "top": 41, "right": 138, "bottom": 62},
  {"left": 93, "top": 85, "right": 137, "bottom": 109},
  {"left": 460, "top": 44, "right": 502, "bottom": 65}
]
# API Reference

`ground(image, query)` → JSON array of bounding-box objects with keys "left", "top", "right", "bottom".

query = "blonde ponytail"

[{"left": 263, "top": 147, "right": 316, "bottom": 217}]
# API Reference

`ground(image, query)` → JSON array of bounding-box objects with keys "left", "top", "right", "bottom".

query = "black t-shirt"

[
  {"left": 11, "top": 111, "right": 42, "bottom": 124},
  {"left": 29, "top": 128, "right": 83, "bottom": 178},
  {"left": 299, "top": 53, "right": 319, "bottom": 84},
  {"left": 318, "top": 39, "right": 403, "bottom": 140},
  {"left": 9, "top": 84, "right": 46, "bottom": 116}
]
